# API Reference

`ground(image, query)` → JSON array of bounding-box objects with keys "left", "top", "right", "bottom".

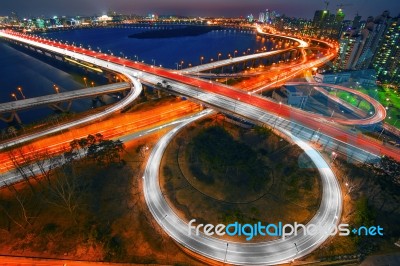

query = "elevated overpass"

[
  {"left": 0, "top": 82, "right": 130, "bottom": 114},
  {"left": 0, "top": 30, "right": 397, "bottom": 160},
  {"left": 1, "top": 28, "right": 399, "bottom": 266},
  {"left": 180, "top": 26, "right": 311, "bottom": 74}
]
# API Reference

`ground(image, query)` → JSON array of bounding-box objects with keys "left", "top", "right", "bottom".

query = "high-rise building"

[
  {"left": 336, "top": 8, "right": 345, "bottom": 23},
  {"left": 265, "top": 9, "right": 270, "bottom": 23},
  {"left": 353, "top": 11, "right": 390, "bottom": 69},
  {"left": 336, "top": 11, "right": 392, "bottom": 71},
  {"left": 247, "top": 14, "right": 254, "bottom": 23},
  {"left": 373, "top": 15, "right": 400, "bottom": 84},
  {"left": 313, "top": 10, "right": 329, "bottom": 25},
  {"left": 259, "top": 12, "right": 265, "bottom": 23},
  {"left": 352, "top": 14, "right": 362, "bottom": 29},
  {"left": 336, "top": 30, "right": 364, "bottom": 69}
]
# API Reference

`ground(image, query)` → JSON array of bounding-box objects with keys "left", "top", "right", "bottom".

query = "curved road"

[
  {"left": 0, "top": 67, "right": 143, "bottom": 150},
  {"left": 143, "top": 108, "right": 341, "bottom": 265},
  {"left": 0, "top": 28, "right": 395, "bottom": 265},
  {"left": 285, "top": 82, "right": 387, "bottom": 126}
]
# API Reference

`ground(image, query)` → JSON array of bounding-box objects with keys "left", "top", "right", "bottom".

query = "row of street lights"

[
  {"left": 10, "top": 86, "right": 25, "bottom": 101},
  {"left": 173, "top": 48, "right": 254, "bottom": 69},
  {"left": 10, "top": 76, "right": 95, "bottom": 101}
]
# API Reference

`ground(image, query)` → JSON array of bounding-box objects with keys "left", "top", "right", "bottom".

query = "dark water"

[
  {"left": 0, "top": 26, "right": 268, "bottom": 127},
  {"left": 43, "top": 26, "right": 268, "bottom": 69},
  {"left": 0, "top": 42, "right": 93, "bottom": 127}
]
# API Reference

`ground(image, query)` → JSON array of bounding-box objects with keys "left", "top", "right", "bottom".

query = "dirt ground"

[
  {"left": 0, "top": 133, "right": 203, "bottom": 265},
  {"left": 160, "top": 116, "right": 322, "bottom": 242}
]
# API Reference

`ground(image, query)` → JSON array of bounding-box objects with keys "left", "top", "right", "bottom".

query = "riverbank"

[{"left": 129, "top": 25, "right": 222, "bottom": 39}]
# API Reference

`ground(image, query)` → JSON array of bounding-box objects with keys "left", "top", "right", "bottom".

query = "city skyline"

[{"left": 0, "top": 0, "right": 399, "bottom": 20}]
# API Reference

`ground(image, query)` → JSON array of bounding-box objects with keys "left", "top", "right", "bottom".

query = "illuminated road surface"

[
  {"left": 0, "top": 110, "right": 201, "bottom": 186},
  {"left": 0, "top": 29, "right": 396, "bottom": 265},
  {"left": 0, "top": 82, "right": 130, "bottom": 114},
  {"left": 284, "top": 82, "right": 387, "bottom": 126},
  {"left": 143, "top": 109, "right": 341, "bottom": 265},
  {"left": 0, "top": 63, "right": 143, "bottom": 150}
]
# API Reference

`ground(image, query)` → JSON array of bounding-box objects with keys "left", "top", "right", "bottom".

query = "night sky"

[{"left": 0, "top": 0, "right": 399, "bottom": 20}]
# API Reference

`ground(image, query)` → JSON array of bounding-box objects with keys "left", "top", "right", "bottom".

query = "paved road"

[
  {"left": 285, "top": 82, "right": 386, "bottom": 126},
  {"left": 0, "top": 82, "right": 130, "bottom": 114},
  {"left": 180, "top": 25, "right": 310, "bottom": 74},
  {"left": 0, "top": 29, "right": 397, "bottom": 265},
  {"left": 143, "top": 107, "right": 342, "bottom": 265}
]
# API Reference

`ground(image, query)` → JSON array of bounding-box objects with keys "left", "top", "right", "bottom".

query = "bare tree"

[
  {"left": 5, "top": 182, "right": 33, "bottom": 226},
  {"left": 45, "top": 166, "right": 83, "bottom": 224},
  {"left": 8, "top": 149, "right": 36, "bottom": 194}
]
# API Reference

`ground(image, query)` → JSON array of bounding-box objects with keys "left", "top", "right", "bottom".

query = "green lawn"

[
  {"left": 361, "top": 85, "right": 400, "bottom": 128},
  {"left": 330, "top": 90, "right": 372, "bottom": 112},
  {"left": 330, "top": 85, "right": 400, "bottom": 129}
]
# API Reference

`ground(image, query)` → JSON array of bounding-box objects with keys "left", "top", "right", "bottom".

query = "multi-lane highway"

[
  {"left": 0, "top": 66, "right": 143, "bottom": 150},
  {"left": 0, "top": 27, "right": 398, "bottom": 265}
]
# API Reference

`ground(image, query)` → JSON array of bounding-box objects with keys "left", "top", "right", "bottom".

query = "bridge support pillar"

[
  {"left": 49, "top": 101, "right": 72, "bottom": 113},
  {"left": 0, "top": 112, "right": 22, "bottom": 124}
]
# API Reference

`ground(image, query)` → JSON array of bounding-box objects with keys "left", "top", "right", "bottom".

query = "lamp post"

[
  {"left": 378, "top": 128, "right": 384, "bottom": 139},
  {"left": 53, "top": 85, "right": 59, "bottom": 94},
  {"left": 200, "top": 56, "right": 204, "bottom": 65},
  {"left": 331, "top": 151, "right": 337, "bottom": 163},
  {"left": 17, "top": 87, "right": 25, "bottom": 99},
  {"left": 234, "top": 50, "right": 238, "bottom": 58},
  {"left": 152, "top": 59, "right": 156, "bottom": 66},
  {"left": 223, "top": 243, "right": 229, "bottom": 265},
  {"left": 83, "top": 77, "right": 88, "bottom": 87},
  {"left": 11, "top": 93, "right": 17, "bottom": 101}
]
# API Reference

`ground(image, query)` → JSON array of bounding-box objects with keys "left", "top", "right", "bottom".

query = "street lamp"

[
  {"left": 91, "top": 81, "right": 94, "bottom": 87},
  {"left": 54, "top": 85, "right": 59, "bottom": 94},
  {"left": 234, "top": 50, "right": 238, "bottom": 58},
  {"left": 11, "top": 93, "right": 17, "bottom": 101},
  {"left": 83, "top": 77, "right": 88, "bottom": 87},
  {"left": 223, "top": 243, "right": 229, "bottom": 264},
  {"left": 151, "top": 59, "right": 156, "bottom": 66},
  {"left": 200, "top": 56, "right": 204, "bottom": 65},
  {"left": 17, "top": 87, "right": 25, "bottom": 99},
  {"left": 331, "top": 151, "right": 337, "bottom": 163},
  {"left": 218, "top": 53, "right": 222, "bottom": 61}
]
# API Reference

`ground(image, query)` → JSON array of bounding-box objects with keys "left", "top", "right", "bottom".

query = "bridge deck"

[{"left": 0, "top": 82, "right": 130, "bottom": 114}]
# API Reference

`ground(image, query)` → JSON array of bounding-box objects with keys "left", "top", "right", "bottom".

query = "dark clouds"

[{"left": 0, "top": 0, "right": 399, "bottom": 20}]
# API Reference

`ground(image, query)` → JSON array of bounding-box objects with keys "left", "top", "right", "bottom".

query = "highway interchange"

[{"left": 0, "top": 26, "right": 398, "bottom": 265}]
